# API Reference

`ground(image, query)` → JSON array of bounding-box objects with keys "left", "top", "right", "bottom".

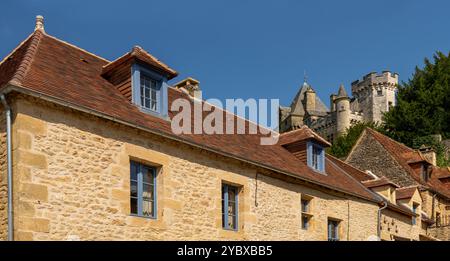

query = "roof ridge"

[
  {"left": 0, "top": 32, "right": 34, "bottom": 67},
  {"left": 133, "top": 46, "right": 176, "bottom": 75},
  {"left": 43, "top": 32, "right": 110, "bottom": 63},
  {"left": 367, "top": 128, "right": 414, "bottom": 153},
  {"left": 9, "top": 30, "right": 43, "bottom": 86}
]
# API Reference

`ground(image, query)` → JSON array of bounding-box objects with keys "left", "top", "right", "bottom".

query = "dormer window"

[
  {"left": 132, "top": 64, "right": 169, "bottom": 118},
  {"left": 307, "top": 141, "right": 325, "bottom": 173},
  {"left": 101, "top": 45, "right": 177, "bottom": 120}
]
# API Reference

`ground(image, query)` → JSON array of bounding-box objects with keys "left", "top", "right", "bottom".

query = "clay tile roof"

[
  {"left": 395, "top": 186, "right": 418, "bottom": 200},
  {"left": 0, "top": 29, "right": 379, "bottom": 204},
  {"left": 362, "top": 176, "right": 399, "bottom": 189},
  {"left": 365, "top": 128, "right": 450, "bottom": 199},
  {"left": 102, "top": 45, "right": 178, "bottom": 80},
  {"left": 279, "top": 126, "right": 331, "bottom": 147},
  {"left": 435, "top": 167, "right": 450, "bottom": 179},
  {"left": 327, "top": 155, "right": 374, "bottom": 182}
]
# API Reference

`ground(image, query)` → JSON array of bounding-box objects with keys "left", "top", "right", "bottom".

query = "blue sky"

[{"left": 1, "top": 0, "right": 450, "bottom": 109}]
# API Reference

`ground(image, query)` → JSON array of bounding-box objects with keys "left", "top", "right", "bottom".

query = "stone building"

[
  {"left": 279, "top": 72, "right": 398, "bottom": 142},
  {"left": 0, "top": 16, "right": 434, "bottom": 241},
  {"left": 346, "top": 128, "right": 450, "bottom": 240}
]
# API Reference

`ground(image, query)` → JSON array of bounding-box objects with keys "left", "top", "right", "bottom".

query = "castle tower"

[
  {"left": 351, "top": 71, "right": 398, "bottom": 123},
  {"left": 335, "top": 84, "right": 351, "bottom": 136},
  {"left": 305, "top": 85, "right": 316, "bottom": 112}
]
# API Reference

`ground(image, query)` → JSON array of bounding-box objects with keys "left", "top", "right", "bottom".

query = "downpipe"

[
  {"left": 1, "top": 94, "right": 13, "bottom": 241},
  {"left": 377, "top": 200, "right": 388, "bottom": 240}
]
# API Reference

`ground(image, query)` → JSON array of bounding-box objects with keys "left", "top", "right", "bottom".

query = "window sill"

[
  {"left": 130, "top": 214, "right": 157, "bottom": 220},
  {"left": 222, "top": 228, "right": 239, "bottom": 232}
]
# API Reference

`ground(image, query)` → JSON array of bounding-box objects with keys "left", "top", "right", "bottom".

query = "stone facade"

[
  {"left": 347, "top": 133, "right": 416, "bottom": 187},
  {"left": 4, "top": 94, "right": 382, "bottom": 241},
  {"left": 0, "top": 109, "right": 7, "bottom": 240},
  {"left": 279, "top": 71, "right": 398, "bottom": 142}
]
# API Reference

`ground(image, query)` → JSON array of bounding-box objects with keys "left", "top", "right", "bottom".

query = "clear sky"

[{"left": 1, "top": 0, "right": 450, "bottom": 109}]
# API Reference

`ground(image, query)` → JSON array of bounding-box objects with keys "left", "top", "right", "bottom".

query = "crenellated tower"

[{"left": 351, "top": 71, "right": 398, "bottom": 123}]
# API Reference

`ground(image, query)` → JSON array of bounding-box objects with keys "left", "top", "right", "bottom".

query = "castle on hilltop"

[{"left": 279, "top": 71, "right": 399, "bottom": 142}]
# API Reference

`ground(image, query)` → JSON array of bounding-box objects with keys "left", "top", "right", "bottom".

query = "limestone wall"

[
  {"left": 0, "top": 108, "right": 7, "bottom": 240},
  {"left": 9, "top": 95, "right": 380, "bottom": 241}
]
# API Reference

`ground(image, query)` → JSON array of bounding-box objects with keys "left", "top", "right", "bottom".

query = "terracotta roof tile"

[
  {"left": 279, "top": 126, "right": 331, "bottom": 146},
  {"left": 396, "top": 186, "right": 418, "bottom": 200},
  {"left": 0, "top": 30, "right": 379, "bottom": 203},
  {"left": 102, "top": 45, "right": 178, "bottom": 80},
  {"left": 362, "top": 176, "right": 399, "bottom": 189}
]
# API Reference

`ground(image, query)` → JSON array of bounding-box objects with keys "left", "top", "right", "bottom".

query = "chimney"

[
  {"left": 174, "top": 77, "right": 201, "bottom": 99},
  {"left": 419, "top": 146, "right": 437, "bottom": 166},
  {"left": 35, "top": 15, "right": 45, "bottom": 32}
]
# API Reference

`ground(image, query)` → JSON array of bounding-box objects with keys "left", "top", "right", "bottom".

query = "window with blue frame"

[
  {"left": 307, "top": 141, "right": 325, "bottom": 172},
  {"left": 140, "top": 74, "right": 160, "bottom": 112},
  {"left": 327, "top": 219, "right": 340, "bottom": 241},
  {"left": 132, "top": 64, "right": 168, "bottom": 118},
  {"left": 130, "top": 161, "right": 157, "bottom": 218},
  {"left": 222, "top": 184, "right": 239, "bottom": 230}
]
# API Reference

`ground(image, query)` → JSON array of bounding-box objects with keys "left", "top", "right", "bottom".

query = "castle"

[{"left": 279, "top": 71, "right": 399, "bottom": 142}]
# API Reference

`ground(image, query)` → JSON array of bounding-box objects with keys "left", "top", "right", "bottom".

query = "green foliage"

[
  {"left": 383, "top": 51, "right": 450, "bottom": 166},
  {"left": 327, "top": 122, "right": 385, "bottom": 159},
  {"left": 383, "top": 51, "right": 450, "bottom": 145}
]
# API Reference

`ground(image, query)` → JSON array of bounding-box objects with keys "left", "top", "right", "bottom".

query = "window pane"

[
  {"left": 130, "top": 181, "right": 138, "bottom": 198},
  {"left": 130, "top": 197, "right": 138, "bottom": 215},
  {"left": 143, "top": 184, "right": 154, "bottom": 201},
  {"left": 228, "top": 200, "right": 236, "bottom": 216},
  {"left": 228, "top": 215, "right": 235, "bottom": 229},
  {"left": 143, "top": 168, "right": 154, "bottom": 184},
  {"left": 228, "top": 188, "right": 236, "bottom": 202},
  {"left": 131, "top": 164, "right": 138, "bottom": 181},
  {"left": 145, "top": 98, "right": 150, "bottom": 108},
  {"left": 142, "top": 199, "right": 154, "bottom": 217}
]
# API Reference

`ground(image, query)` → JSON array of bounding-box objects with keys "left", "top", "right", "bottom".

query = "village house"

[
  {"left": 346, "top": 128, "right": 450, "bottom": 240},
  {"left": 0, "top": 16, "right": 436, "bottom": 241}
]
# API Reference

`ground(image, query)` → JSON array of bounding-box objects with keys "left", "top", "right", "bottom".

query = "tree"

[
  {"left": 383, "top": 51, "right": 450, "bottom": 146},
  {"left": 327, "top": 122, "right": 385, "bottom": 159}
]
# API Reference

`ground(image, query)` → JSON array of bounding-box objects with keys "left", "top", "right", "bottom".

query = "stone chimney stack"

[
  {"left": 419, "top": 146, "right": 437, "bottom": 166},
  {"left": 35, "top": 15, "right": 45, "bottom": 32},
  {"left": 174, "top": 77, "right": 201, "bottom": 99}
]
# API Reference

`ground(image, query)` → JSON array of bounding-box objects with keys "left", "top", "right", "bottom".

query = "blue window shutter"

[
  {"left": 235, "top": 187, "right": 238, "bottom": 230},
  {"left": 223, "top": 185, "right": 228, "bottom": 229},
  {"left": 319, "top": 147, "right": 325, "bottom": 172},
  {"left": 131, "top": 64, "right": 141, "bottom": 105},
  {"left": 137, "top": 163, "right": 143, "bottom": 216},
  {"left": 161, "top": 80, "right": 169, "bottom": 117},
  {"left": 307, "top": 142, "right": 312, "bottom": 167},
  {"left": 152, "top": 167, "right": 157, "bottom": 218}
]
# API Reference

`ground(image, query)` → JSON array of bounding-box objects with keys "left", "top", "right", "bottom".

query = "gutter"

[
  {"left": 377, "top": 200, "right": 388, "bottom": 240},
  {"left": 0, "top": 84, "right": 381, "bottom": 205},
  {"left": 0, "top": 94, "right": 13, "bottom": 241}
]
